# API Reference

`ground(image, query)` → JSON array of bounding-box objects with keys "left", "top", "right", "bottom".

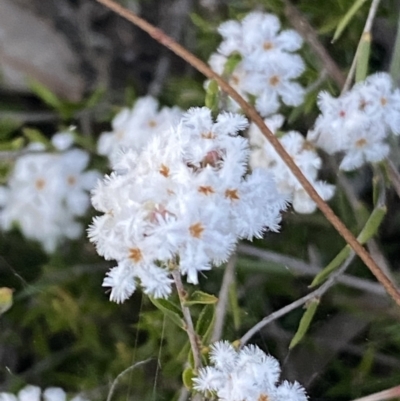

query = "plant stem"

[
  {"left": 239, "top": 252, "right": 355, "bottom": 346},
  {"left": 350, "top": 385, "right": 400, "bottom": 401},
  {"left": 342, "top": 0, "right": 382, "bottom": 93},
  {"left": 283, "top": 0, "right": 345, "bottom": 88},
  {"left": 94, "top": 0, "right": 400, "bottom": 308},
  {"left": 171, "top": 269, "right": 202, "bottom": 371},
  {"left": 106, "top": 358, "right": 152, "bottom": 401},
  {"left": 211, "top": 253, "right": 237, "bottom": 343}
]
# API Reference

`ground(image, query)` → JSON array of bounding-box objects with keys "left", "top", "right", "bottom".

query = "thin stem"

[
  {"left": 283, "top": 0, "right": 345, "bottom": 88},
  {"left": 211, "top": 253, "right": 237, "bottom": 343},
  {"left": 342, "top": 0, "right": 382, "bottom": 93},
  {"left": 238, "top": 244, "right": 386, "bottom": 296},
  {"left": 350, "top": 385, "right": 400, "bottom": 401},
  {"left": 171, "top": 269, "right": 202, "bottom": 371},
  {"left": 389, "top": 7, "right": 400, "bottom": 82},
  {"left": 387, "top": 159, "right": 400, "bottom": 199},
  {"left": 106, "top": 358, "right": 152, "bottom": 401},
  {"left": 239, "top": 252, "right": 355, "bottom": 346},
  {"left": 94, "top": 0, "right": 400, "bottom": 308}
]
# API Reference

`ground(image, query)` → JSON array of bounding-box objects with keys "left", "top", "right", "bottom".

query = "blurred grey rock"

[{"left": 0, "top": 0, "right": 83, "bottom": 101}]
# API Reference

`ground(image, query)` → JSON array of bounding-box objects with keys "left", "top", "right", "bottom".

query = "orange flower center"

[
  {"left": 269, "top": 75, "right": 280, "bottom": 86},
  {"left": 189, "top": 222, "right": 204, "bottom": 238},
  {"left": 225, "top": 188, "right": 240, "bottom": 200},
  {"left": 159, "top": 164, "right": 170, "bottom": 177},
  {"left": 35, "top": 178, "right": 46, "bottom": 190},
  {"left": 355, "top": 138, "right": 367, "bottom": 148},
  {"left": 198, "top": 186, "right": 215, "bottom": 195},
  {"left": 67, "top": 175, "right": 76, "bottom": 186},
  {"left": 128, "top": 247, "right": 143, "bottom": 263},
  {"left": 263, "top": 41, "right": 274, "bottom": 50}
]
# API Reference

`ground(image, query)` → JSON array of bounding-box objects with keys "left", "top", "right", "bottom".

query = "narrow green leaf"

[
  {"left": 223, "top": 53, "right": 242, "bottom": 76},
  {"left": 196, "top": 304, "right": 216, "bottom": 344},
  {"left": 183, "top": 290, "right": 218, "bottom": 306},
  {"left": 310, "top": 203, "right": 386, "bottom": 287},
  {"left": 149, "top": 297, "right": 185, "bottom": 329},
  {"left": 332, "top": 0, "right": 368, "bottom": 43},
  {"left": 29, "top": 79, "right": 63, "bottom": 111},
  {"left": 357, "top": 204, "right": 386, "bottom": 244},
  {"left": 289, "top": 298, "right": 320, "bottom": 349},
  {"left": 182, "top": 367, "right": 195, "bottom": 390},
  {"left": 23, "top": 128, "right": 50, "bottom": 146},
  {"left": 356, "top": 32, "right": 371, "bottom": 82},
  {"left": 310, "top": 246, "right": 351, "bottom": 288},
  {"left": 205, "top": 80, "right": 219, "bottom": 113}
]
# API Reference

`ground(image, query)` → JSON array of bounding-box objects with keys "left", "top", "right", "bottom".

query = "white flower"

[
  {"left": 0, "top": 386, "right": 88, "bottom": 401},
  {"left": 249, "top": 123, "right": 334, "bottom": 214},
  {"left": 209, "top": 12, "right": 306, "bottom": 117},
  {"left": 98, "top": 96, "right": 182, "bottom": 165},
  {"left": 308, "top": 72, "right": 400, "bottom": 171},
  {"left": 194, "top": 342, "right": 308, "bottom": 401},
  {"left": 43, "top": 388, "right": 66, "bottom": 401},
  {"left": 90, "top": 107, "right": 286, "bottom": 302},
  {"left": 0, "top": 142, "right": 99, "bottom": 252}
]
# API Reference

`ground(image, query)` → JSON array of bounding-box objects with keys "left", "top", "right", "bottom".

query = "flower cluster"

[
  {"left": 89, "top": 107, "right": 287, "bottom": 303},
  {"left": 97, "top": 96, "right": 182, "bottom": 165},
  {"left": 308, "top": 73, "right": 400, "bottom": 171},
  {"left": 0, "top": 384, "right": 88, "bottom": 401},
  {"left": 209, "top": 11, "right": 305, "bottom": 117},
  {"left": 0, "top": 134, "right": 100, "bottom": 252},
  {"left": 193, "top": 341, "right": 308, "bottom": 401},
  {"left": 249, "top": 115, "right": 335, "bottom": 214}
]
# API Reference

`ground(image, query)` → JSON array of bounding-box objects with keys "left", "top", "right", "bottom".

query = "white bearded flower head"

[
  {"left": 193, "top": 341, "right": 308, "bottom": 401},
  {"left": 308, "top": 72, "right": 400, "bottom": 171},
  {"left": 0, "top": 138, "right": 99, "bottom": 252},
  {"left": 208, "top": 11, "right": 306, "bottom": 117},
  {"left": 97, "top": 96, "right": 182, "bottom": 165},
  {"left": 89, "top": 107, "right": 287, "bottom": 303},
  {"left": 249, "top": 120, "right": 335, "bottom": 214},
  {"left": 0, "top": 385, "right": 88, "bottom": 401}
]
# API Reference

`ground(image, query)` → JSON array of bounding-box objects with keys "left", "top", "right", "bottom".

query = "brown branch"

[
  {"left": 282, "top": 0, "right": 346, "bottom": 88},
  {"left": 93, "top": 0, "right": 400, "bottom": 308}
]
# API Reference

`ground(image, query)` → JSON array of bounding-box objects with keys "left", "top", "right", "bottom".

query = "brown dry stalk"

[{"left": 94, "top": 0, "right": 400, "bottom": 307}]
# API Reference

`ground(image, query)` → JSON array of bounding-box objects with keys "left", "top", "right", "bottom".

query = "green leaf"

[
  {"left": 0, "top": 137, "right": 24, "bottom": 151},
  {"left": 183, "top": 290, "right": 218, "bottom": 306},
  {"left": 149, "top": 297, "right": 185, "bottom": 329},
  {"left": 289, "top": 298, "right": 320, "bottom": 349},
  {"left": 0, "top": 287, "right": 13, "bottom": 315},
  {"left": 196, "top": 304, "right": 216, "bottom": 344},
  {"left": 182, "top": 367, "right": 195, "bottom": 390},
  {"left": 205, "top": 80, "right": 219, "bottom": 113},
  {"left": 356, "top": 32, "right": 371, "bottom": 82},
  {"left": 310, "top": 203, "right": 386, "bottom": 287},
  {"left": 23, "top": 127, "right": 50, "bottom": 146},
  {"left": 332, "top": 0, "right": 368, "bottom": 43},
  {"left": 29, "top": 79, "right": 64, "bottom": 111},
  {"left": 310, "top": 246, "right": 351, "bottom": 288},
  {"left": 223, "top": 53, "right": 242, "bottom": 76}
]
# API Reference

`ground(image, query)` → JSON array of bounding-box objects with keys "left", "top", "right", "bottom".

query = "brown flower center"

[
  {"left": 225, "top": 188, "right": 240, "bottom": 200},
  {"left": 189, "top": 222, "right": 204, "bottom": 238},
  {"left": 35, "top": 178, "right": 46, "bottom": 190},
  {"left": 198, "top": 186, "right": 215, "bottom": 195},
  {"left": 159, "top": 164, "right": 170, "bottom": 177},
  {"left": 128, "top": 247, "right": 143, "bottom": 263}
]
